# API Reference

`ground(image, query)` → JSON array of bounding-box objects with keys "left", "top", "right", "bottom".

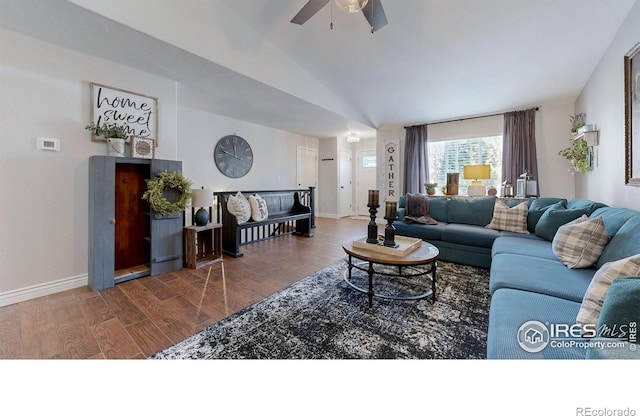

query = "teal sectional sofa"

[
  {"left": 394, "top": 195, "right": 556, "bottom": 268},
  {"left": 394, "top": 196, "right": 640, "bottom": 359}
]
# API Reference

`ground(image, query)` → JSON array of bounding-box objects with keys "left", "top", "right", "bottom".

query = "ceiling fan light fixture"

[
  {"left": 346, "top": 132, "right": 360, "bottom": 143},
  {"left": 334, "top": 0, "right": 368, "bottom": 14}
]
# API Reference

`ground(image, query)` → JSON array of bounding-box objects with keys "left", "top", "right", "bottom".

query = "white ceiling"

[{"left": 0, "top": 0, "right": 637, "bottom": 139}]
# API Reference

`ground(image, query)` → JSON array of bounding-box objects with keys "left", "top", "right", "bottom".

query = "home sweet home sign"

[{"left": 89, "top": 83, "right": 158, "bottom": 145}]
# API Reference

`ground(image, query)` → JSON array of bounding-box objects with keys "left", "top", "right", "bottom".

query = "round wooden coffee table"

[{"left": 342, "top": 239, "right": 439, "bottom": 308}]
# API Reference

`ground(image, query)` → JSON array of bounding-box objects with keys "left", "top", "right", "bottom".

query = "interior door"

[
  {"left": 296, "top": 146, "right": 318, "bottom": 189},
  {"left": 339, "top": 150, "right": 353, "bottom": 217},
  {"left": 356, "top": 149, "right": 377, "bottom": 215},
  {"left": 114, "top": 163, "right": 150, "bottom": 271}
]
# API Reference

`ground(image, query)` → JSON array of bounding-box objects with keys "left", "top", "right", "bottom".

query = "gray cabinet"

[{"left": 88, "top": 156, "right": 183, "bottom": 291}]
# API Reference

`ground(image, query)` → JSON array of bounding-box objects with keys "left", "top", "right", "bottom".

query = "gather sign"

[{"left": 89, "top": 83, "right": 158, "bottom": 145}]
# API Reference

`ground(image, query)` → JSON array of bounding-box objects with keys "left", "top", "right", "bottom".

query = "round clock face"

[{"left": 214, "top": 135, "right": 253, "bottom": 178}]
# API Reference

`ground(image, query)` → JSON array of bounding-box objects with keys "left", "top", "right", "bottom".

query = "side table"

[{"left": 183, "top": 223, "right": 223, "bottom": 269}]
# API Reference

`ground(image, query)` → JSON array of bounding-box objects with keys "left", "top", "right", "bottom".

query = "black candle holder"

[
  {"left": 366, "top": 204, "right": 380, "bottom": 244},
  {"left": 383, "top": 216, "right": 399, "bottom": 248}
]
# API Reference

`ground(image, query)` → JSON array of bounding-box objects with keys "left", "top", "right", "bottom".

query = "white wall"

[
  {"left": 318, "top": 138, "right": 339, "bottom": 218},
  {"left": 574, "top": 1, "right": 640, "bottom": 210},
  {"left": 536, "top": 100, "right": 578, "bottom": 200},
  {"left": 0, "top": 28, "right": 178, "bottom": 303},
  {"left": 177, "top": 104, "right": 317, "bottom": 193},
  {"left": 375, "top": 102, "right": 577, "bottom": 200},
  {"left": 0, "top": 28, "right": 317, "bottom": 305}
]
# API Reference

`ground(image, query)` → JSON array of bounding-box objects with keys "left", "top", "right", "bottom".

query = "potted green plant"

[
  {"left": 424, "top": 182, "right": 438, "bottom": 195},
  {"left": 569, "top": 113, "right": 586, "bottom": 134},
  {"left": 559, "top": 138, "right": 591, "bottom": 174},
  {"left": 85, "top": 122, "right": 128, "bottom": 139},
  {"left": 86, "top": 122, "right": 129, "bottom": 157}
]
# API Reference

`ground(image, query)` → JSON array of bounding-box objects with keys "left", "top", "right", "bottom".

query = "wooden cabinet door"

[
  {"left": 89, "top": 156, "right": 116, "bottom": 290},
  {"left": 89, "top": 156, "right": 184, "bottom": 290},
  {"left": 149, "top": 159, "right": 184, "bottom": 276}
]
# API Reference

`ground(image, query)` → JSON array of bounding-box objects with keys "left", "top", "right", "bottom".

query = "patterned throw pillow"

[
  {"left": 248, "top": 194, "right": 269, "bottom": 222},
  {"left": 576, "top": 254, "right": 640, "bottom": 326},
  {"left": 227, "top": 191, "right": 251, "bottom": 224},
  {"left": 485, "top": 199, "right": 529, "bottom": 234},
  {"left": 552, "top": 215, "right": 609, "bottom": 268}
]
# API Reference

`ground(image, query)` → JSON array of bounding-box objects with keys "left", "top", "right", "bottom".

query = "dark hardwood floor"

[{"left": 0, "top": 217, "right": 368, "bottom": 359}]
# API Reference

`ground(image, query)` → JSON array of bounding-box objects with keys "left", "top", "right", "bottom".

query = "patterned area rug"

[{"left": 151, "top": 260, "right": 490, "bottom": 359}]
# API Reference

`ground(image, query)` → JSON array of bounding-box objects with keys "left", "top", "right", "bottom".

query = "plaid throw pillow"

[
  {"left": 485, "top": 200, "right": 529, "bottom": 234},
  {"left": 552, "top": 215, "right": 609, "bottom": 268},
  {"left": 576, "top": 254, "right": 640, "bottom": 326}
]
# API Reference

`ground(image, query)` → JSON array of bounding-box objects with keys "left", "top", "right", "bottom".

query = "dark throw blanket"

[{"left": 403, "top": 193, "right": 438, "bottom": 225}]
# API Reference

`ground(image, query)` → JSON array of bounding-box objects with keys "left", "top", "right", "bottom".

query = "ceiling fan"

[{"left": 291, "top": 0, "right": 388, "bottom": 33}]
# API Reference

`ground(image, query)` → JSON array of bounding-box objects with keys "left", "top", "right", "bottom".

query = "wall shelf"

[{"left": 573, "top": 130, "right": 599, "bottom": 146}]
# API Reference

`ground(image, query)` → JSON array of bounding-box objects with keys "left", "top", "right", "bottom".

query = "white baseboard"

[
  {"left": 316, "top": 212, "right": 340, "bottom": 219},
  {"left": 0, "top": 274, "right": 89, "bottom": 307}
]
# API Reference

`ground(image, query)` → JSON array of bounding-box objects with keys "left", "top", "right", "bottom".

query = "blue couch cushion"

[
  {"left": 597, "top": 217, "right": 640, "bottom": 268},
  {"left": 490, "top": 253, "right": 596, "bottom": 302},
  {"left": 396, "top": 207, "right": 407, "bottom": 221},
  {"left": 441, "top": 223, "right": 500, "bottom": 248},
  {"left": 527, "top": 198, "right": 567, "bottom": 233},
  {"left": 586, "top": 276, "right": 640, "bottom": 359},
  {"left": 393, "top": 221, "right": 446, "bottom": 241},
  {"left": 428, "top": 240, "right": 492, "bottom": 269},
  {"left": 567, "top": 199, "right": 608, "bottom": 216},
  {"left": 447, "top": 196, "right": 496, "bottom": 226},
  {"left": 427, "top": 197, "right": 449, "bottom": 222},
  {"left": 535, "top": 208, "right": 586, "bottom": 241},
  {"left": 487, "top": 288, "right": 586, "bottom": 359},
  {"left": 590, "top": 206, "right": 640, "bottom": 236},
  {"left": 491, "top": 236, "right": 556, "bottom": 260},
  {"left": 498, "top": 230, "right": 542, "bottom": 240},
  {"left": 596, "top": 276, "right": 640, "bottom": 333}
]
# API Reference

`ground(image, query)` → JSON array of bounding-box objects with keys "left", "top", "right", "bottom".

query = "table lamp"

[
  {"left": 191, "top": 188, "right": 214, "bottom": 226},
  {"left": 463, "top": 164, "right": 491, "bottom": 197}
]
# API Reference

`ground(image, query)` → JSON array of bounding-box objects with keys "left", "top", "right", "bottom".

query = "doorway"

[
  {"left": 339, "top": 150, "right": 353, "bottom": 217},
  {"left": 296, "top": 146, "right": 318, "bottom": 189},
  {"left": 114, "top": 163, "right": 150, "bottom": 272},
  {"left": 356, "top": 149, "right": 377, "bottom": 215}
]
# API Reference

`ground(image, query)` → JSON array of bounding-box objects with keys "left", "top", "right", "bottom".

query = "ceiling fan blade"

[
  {"left": 290, "top": 0, "right": 330, "bottom": 25},
  {"left": 362, "top": 0, "right": 387, "bottom": 32}
]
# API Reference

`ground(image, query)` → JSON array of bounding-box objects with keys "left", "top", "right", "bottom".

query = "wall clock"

[
  {"left": 214, "top": 135, "right": 253, "bottom": 178},
  {"left": 131, "top": 136, "right": 154, "bottom": 159}
]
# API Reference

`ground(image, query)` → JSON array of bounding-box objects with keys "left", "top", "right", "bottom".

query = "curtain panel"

[
  {"left": 502, "top": 108, "right": 539, "bottom": 195},
  {"left": 403, "top": 124, "right": 429, "bottom": 195}
]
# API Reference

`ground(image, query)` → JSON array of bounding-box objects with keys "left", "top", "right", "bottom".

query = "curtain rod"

[{"left": 404, "top": 107, "right": 539, "bottom": 128}]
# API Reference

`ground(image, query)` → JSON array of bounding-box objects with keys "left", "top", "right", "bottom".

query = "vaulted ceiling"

[{"left": 0, "top": 0, "right": 636, "bottom": 139}]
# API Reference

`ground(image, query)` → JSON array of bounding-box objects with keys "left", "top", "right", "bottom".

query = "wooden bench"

[{"left": 215, "top": 188, "right": 315, "bottom": 258}]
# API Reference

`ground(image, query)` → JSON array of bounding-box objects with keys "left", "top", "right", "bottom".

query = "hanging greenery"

[
  {"left": 559, "top": 138, "right": 591, "bottom": 174},
  {"left": 142, "top": 171, "right": 192, "bottom": 216}
]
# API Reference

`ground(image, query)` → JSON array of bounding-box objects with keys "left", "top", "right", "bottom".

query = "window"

[
  {"left": 362, "top": 155, "right": 377, "bottom": 168},
  {"left": 428, "top": 135, "right": 502, "bottom": 195}
]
